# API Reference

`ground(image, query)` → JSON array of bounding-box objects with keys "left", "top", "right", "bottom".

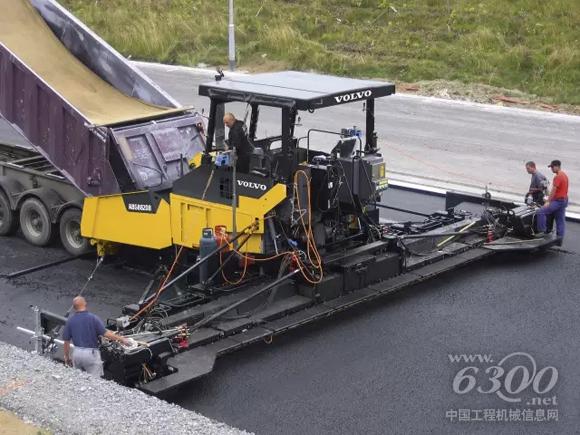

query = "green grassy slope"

[{"left": 62, "top": 0, "right": 580, "bottom": 104}]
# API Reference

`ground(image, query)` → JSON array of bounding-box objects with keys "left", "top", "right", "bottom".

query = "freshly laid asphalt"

[{"left": 1, "top": 188, "right": 578, "bottom": 434}]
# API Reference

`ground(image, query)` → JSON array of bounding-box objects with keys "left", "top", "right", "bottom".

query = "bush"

[{"left": 61, "top": 0, "right": 580, "bottom": 104}]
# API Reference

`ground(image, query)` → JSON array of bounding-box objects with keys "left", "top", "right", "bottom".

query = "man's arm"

[
  {"left": 94, "top": 315, "right": 129, "bottom": 345},
  {"left": 62, "top": 321, "right": 72, "bottom": 365},
  {"left": 229, "top": 124, "right": 246, "bottom": 151},
  {"left": 103, "top": 330, "right": 129, "bottom": 345},
  {"left": 528, "top": 175, "right": 545, "bottom": 193},
  {"left": 63, "top": 340, "right": 72, "bottom": 366},
  {"left": 547, "top": 176, "right": 560, "bottom": 203}
]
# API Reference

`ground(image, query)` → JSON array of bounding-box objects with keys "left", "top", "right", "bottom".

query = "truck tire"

[
  {"left": 59, "top": 208, "right": 91, "bottom": 255},
  {"left": 0, "top": 191, "right": 17, "bottom": 236},
  {"left": 19, "top": 197, "right": 54, "bottom": 246}
]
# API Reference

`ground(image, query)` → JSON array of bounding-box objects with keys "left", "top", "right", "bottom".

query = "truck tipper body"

[{"left": 0, "top": 0, "right": 205, "bottom": 254}]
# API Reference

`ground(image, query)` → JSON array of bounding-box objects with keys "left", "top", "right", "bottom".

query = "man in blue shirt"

[{"left": 62, "top": 296, "right": 128, "bottom": 377}]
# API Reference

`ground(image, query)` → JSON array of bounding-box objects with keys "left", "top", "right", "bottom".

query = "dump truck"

[{"left": 0, "top": 0, "right": 205, "bottom": 254}]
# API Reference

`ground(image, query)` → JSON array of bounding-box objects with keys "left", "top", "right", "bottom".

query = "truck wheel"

[
  {"left": 0, "top": 191, "right": 17, "bottom": 236},
  {"left": 19, "top": 197, "right": 54, "bottom": 246},
  {"left": 59, "top": 208, "right": 91, "bottom": 255}
]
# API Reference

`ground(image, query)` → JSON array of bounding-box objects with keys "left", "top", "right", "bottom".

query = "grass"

[
  {"left": 60, "top": 0, "right": 580, "bottom": 105},
  {"left": 0, "top": 409, "right": 51, "bottom": 435}
]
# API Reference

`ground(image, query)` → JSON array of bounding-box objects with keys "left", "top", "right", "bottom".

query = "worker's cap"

[{"left": 548, "top": 159, "right": 562, "bottom": 168}]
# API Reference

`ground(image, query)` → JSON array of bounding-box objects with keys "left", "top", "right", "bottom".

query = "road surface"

[
  {"left": 2, "top": 62, "right": 577, "bottom": 212},
  {"left": 135, "top": 62, "right": 579, "bottom": 212},
  {"left": 1, "top": 188, "right": 578, "bottom": 435}
]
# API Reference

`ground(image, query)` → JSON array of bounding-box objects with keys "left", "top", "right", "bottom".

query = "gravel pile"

[{"left": 0, "top": 342, "right": 249, "bottom": 435}]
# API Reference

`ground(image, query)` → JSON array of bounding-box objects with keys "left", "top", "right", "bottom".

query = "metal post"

[
  {"left": 232, "top": 148, "right": 238, "bottom": 247},
  {"left": 228, "top": 0, "right": 236, "bottom": 71},
  {"left": 206, "top": 99, "right": 217, "bottom": 151},
  {"left": 365, "top": 98, "right": 376, "bottom": 152},
  {"left": 215, "top": 103, "right": 226, "bottom": 150},
  {"left": 249, "top": 103, "right": 259, "bottom": 140},
  {"left": 281, "top": 107, "right": 291, "bottom": 153},
  {"left": 33, "top": 306, "right": 43, "bottom": 355}
]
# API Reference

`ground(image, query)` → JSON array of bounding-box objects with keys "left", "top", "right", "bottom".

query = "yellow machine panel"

[
  {"left": 81, "top": 184, "right": 287, "bottom": 254},
  {"left": 170, "top": 183, "right": 287, "bottom": 254},
  {"left": 81, "top": 192, "right": 173, "bottom": 250}
]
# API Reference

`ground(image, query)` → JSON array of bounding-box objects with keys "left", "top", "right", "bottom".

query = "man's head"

[
  {"left": 548, "top": 159, "right": 561, "bottom": 174},
  {"left": 72, "top": 296, "right": 87, "bottom": 312},
  {"left": 223, "top": 112, "right": 236, "bottom": 128},
  {"left": 525, "top": 161, "right": 536, "bottom": 174}
]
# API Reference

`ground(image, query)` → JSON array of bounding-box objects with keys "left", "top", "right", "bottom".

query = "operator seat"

[{"left": 249, "top": 147, "right": 269, "bottom": 176}]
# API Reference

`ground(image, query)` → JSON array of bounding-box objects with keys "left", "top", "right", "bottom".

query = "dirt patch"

[
  {"left": 236, "top": 62, "right": 580, "bottom": 116},
  {"left": 399, "top": 79, "right": 580, "bottom": 115},
  {"left": 0, "top": 409, "right": 50, "bottom": 435}
]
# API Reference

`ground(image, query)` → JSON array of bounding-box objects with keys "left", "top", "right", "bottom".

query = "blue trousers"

[{"left": 537, "top": 198, "right": 568, "bottom": 237}]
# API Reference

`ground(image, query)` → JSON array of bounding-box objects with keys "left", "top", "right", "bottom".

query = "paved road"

[
  {"left": 1, "top": 188, "right": 578, "bottom": 434},
  {"left": 170, "top": 190, "right": 580, "bottom": 435},
  {"left": 135, "top": 62, "right": 579, "bottom": 210}
]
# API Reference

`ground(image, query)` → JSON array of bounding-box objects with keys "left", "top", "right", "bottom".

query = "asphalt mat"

[{"left": 1, "top": 188, "right": 578, "bottom": 434}]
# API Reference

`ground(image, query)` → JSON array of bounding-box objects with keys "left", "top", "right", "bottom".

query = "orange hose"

[
  {"left": 130, "top": 246, "right": 185, "bottom": 321},
  {"left": 219, "top": 233, "right": 249, "bottom": 285},
  {"left": 293, "top": 170, "right": 323, "bottom": 283}
]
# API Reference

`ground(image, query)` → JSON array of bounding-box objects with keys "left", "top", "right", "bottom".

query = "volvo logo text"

[
  {"left": 237, "top": 180, "right": 267, "bottom": 191},
  {"left": 334, "top": 90, "right": 372, "bottom": 103}
]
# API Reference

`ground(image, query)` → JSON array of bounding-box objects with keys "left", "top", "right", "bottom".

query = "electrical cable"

[
  {"left": 219, "top": 232, "right": 250, "bottom": 285},
  {"left": 293, "top": 170, "right": 324, "bottom": 283},
  {"left": 130, "top": 246, "right": 185, "bottom": 321}
]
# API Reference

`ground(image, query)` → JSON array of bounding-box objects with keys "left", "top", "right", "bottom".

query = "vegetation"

[{"left": 61, "top": 0, "right": 580, "bottom": 104}]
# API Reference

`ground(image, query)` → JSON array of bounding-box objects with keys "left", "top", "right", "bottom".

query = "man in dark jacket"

[
  {"left": 224, "top": 113, "right": 253, "bottom": 173},
  {"left": 525, "top": 161, "right": 548, "bottom": 205}
]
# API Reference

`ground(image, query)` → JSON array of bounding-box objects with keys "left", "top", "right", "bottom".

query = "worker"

[
  {"left": 62, "top": 296, "right": 128, "bottom": 377},
  {"left": 536, "top": 160, "right": 569, "bottom": 241},
  {"left": 525, "top": 161, "right": 548, "bottom": 205},
  {"left": 223, "top": 112, "right": 253, "bottom": 173}
]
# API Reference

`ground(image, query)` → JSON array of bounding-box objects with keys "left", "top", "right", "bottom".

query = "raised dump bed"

[{"left": 0, "top": 0, "right": 205, "bottom": 253}]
